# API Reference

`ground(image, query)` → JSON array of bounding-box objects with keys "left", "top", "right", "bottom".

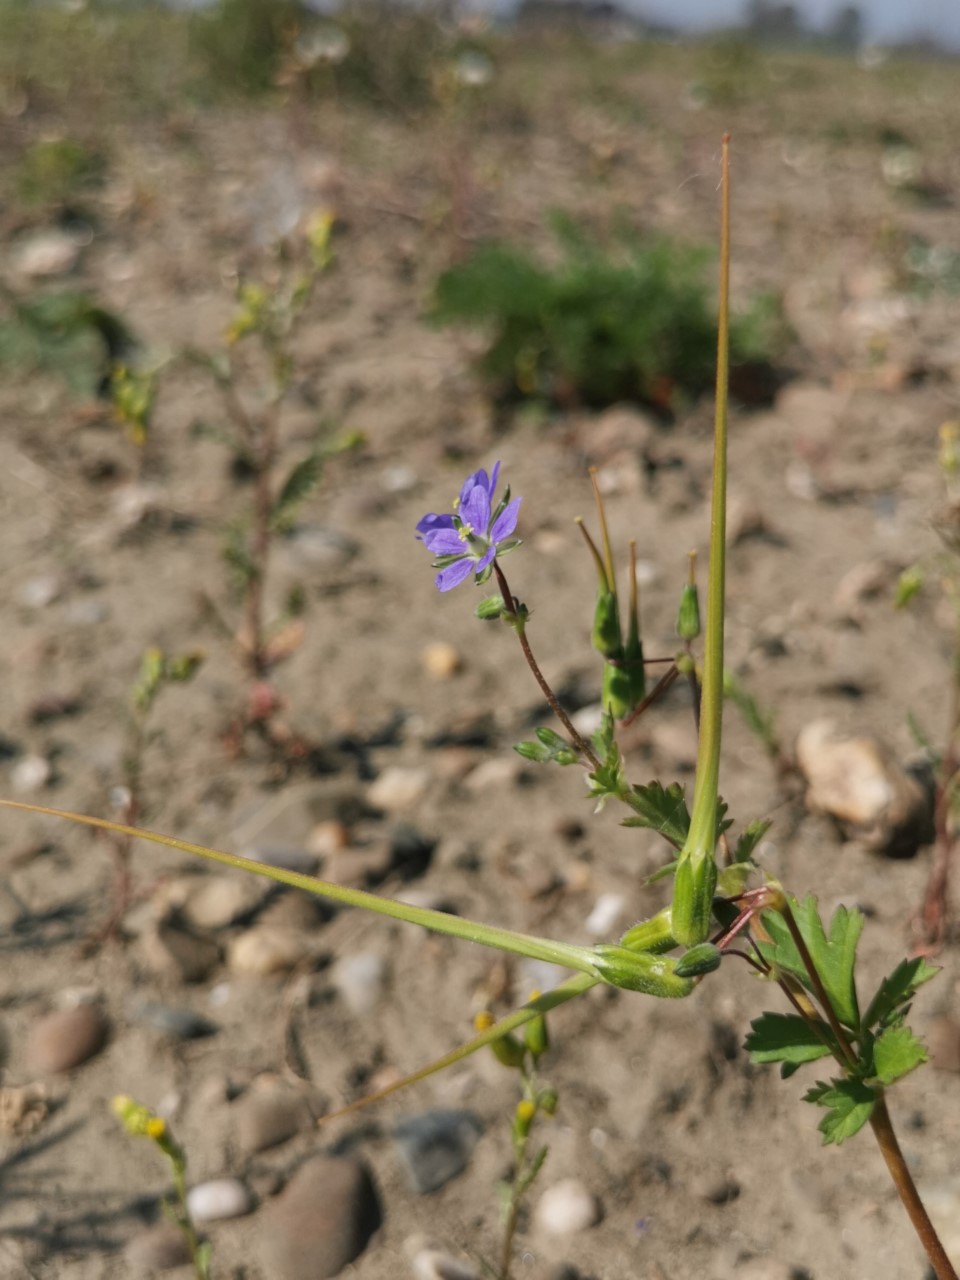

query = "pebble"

[
  {"left": 228, "top": 925, "right": 312, "bottom": 976},
  {"left": 421, "top": 642, "right": 463, "bottom": 680},
  {"left": 141, "top": 920, "right": 221, "bottom": 984},
  {"left": 368, "top": 766, "right": 431, "bottom": 813},
  {"left": 464, "top": 757, "right": 524, "bottom": 793},
  {"left": 795, "top": 719, "right": 933, "bottom": 856},
  {"left": 286, "top": 524, "right": 359, "bottom": 569},
  {"left": 11, "top": 755, "right": 52, "bottom": 794},
  {"left": 127, "top": 1000, "right": 218, "bottom": 1041},
  {"left": 393, "top": 1109, "right": 483, "bottom": 1194},
  {"left": 180, "top": 875, "right": 268, "bottom": 931},
  {"left": 124, "top": 1222, "right": 192, "bottom": 1273},
  {"left": 18, "top": 575, "right": 61, "bottom": 609},
  {"left": 306, "top": 820, "right": 351, "bottom": 857},
  {"left": 186, "top": 1178, "right": 252, "bottom": 1225},
  {"left": 236, "top": 1079, "right": 310, "bottom": 1153},
  {"left": 13, "top": 228, "right": 84, "bottom": 278},
  {"left": 328, "top": 845, "right": 393, "bottom": 887},
  {"left": 534, "top": 1179, "right": 600, "bottom": 1235},
  {"left": 260, "top": 1156, "right": 382, "bottom": 1280},
  {"left": 258, "top": 891, "right": 327, "bottom": 932},
  {"left": 332, "top": 952, "right": 388, "bottom": 1016},
  {"left": 412, "top": 1249, "right": 481, "bottom": 1280},
  {"left": 27, "top": 1004, "right": 108, "bottom": 1074},
  {"left": 585, "top": 893, "right": 628, "bottom": 937},
  {"left": 927, "top": 1016, "right": 960, "bottom": 1073}
]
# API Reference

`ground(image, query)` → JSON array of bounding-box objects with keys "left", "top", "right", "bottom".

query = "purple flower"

[{"left": 416, "top": 462, "right": 522, "bottom": 591}]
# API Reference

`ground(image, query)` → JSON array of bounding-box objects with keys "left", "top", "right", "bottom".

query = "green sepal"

[
  {"left": 671, "top": 855, "right": 717, "bottom": 946},
  {"left": 592, "top": 589, "right": 623, "bottom": 658},
  {"left": 601, "top": 660, "right": 632, "bottom": 720},
  {"left": 591, "top": 945, "right": 695, "bottom": 998},
  {"left": 514, "top": 727, "right": 579, "bottom": 767},
  {"left": 619, "top": 907, "right": 676, "bottom": 955},
  {"left": 676, "top": 582, "right": 701, "bottom": 641},
  {"left": 475, "top": 594, "right": 506, "bottom": 621}
]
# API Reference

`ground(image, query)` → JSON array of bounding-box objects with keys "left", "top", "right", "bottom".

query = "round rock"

[
  {"left": 228, "top": 926, "right": 312, "bottom": 976},
  {"left": 237, "top": 1080, "right": 310, "bottom": 1153},
  {"left": 260, "top": 1156, "right": 382, "bottom": 1280},
  {"left": 393, "top": 1109, "right": 483, "bottom": 1194},
  {"left": 534, "top": 1179, "right": 600, "bottom": 1236},
  {"left": 186, "top": 1178, "right": 252, "bottom": 1225},
  {"left": 27, "top": 1004, "right": 109, "bottom": 1074}
]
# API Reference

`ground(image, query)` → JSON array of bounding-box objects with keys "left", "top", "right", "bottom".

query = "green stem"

[
  {"left": 684, "top": 134, "right": 731, "bottom": 861},
  {"left": 0, "top": 801, "right": 602, "bottom": 980}
]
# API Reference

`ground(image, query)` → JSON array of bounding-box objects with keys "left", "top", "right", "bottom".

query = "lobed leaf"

[
  {"left": 621, "top": 780, "right": 690, "bottom": 848},
  {"left": 803, "top": 1078, "right": 876, "bottom": 1145},
  {"left": 745, "top": 1012, "right": 834, "bottom": 1072},
  {"left": 862, "top": 956, "right": 939, "bottom": 1032},
  {"left": 759, "top": 896, "right": 863, "bottom": 1031},
  {"left": 870, "top": 1025, "right": 928, "bottom": 1086}
]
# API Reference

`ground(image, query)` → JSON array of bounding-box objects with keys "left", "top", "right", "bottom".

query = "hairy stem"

[
  {"left": 869, "top": 1093, "right": 958, "bottom": 1280},
  {"left": 683, "top": 133, "right": 731, "bottom": 861},
  {"left": 494, "top": 562, "right": 601, "bottom": 769}
]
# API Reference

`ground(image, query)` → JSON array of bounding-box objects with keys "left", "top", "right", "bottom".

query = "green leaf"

[
  {"left": 862, "top": 957, "right": 939, "bottom": 1032},
  {"left": 894, "top": 565, "right": 924, "bottom": 608},
  {"left": 621, "top": 780, "right": 690, "bottom": 848},
  {"left": 744, "top": 1012, "right": 834, "bottom": 1072},
  {"left": 758, "top": 896, "right": 863, "bottom": 1031},
  {"left": 272, "top": 451, "right": 323, "bottom": 530},
  {"left": 514, "top": 727, "right": 579, "bottom": 767},
  {"left": 871, "top": 1025, "right": 928, "bottom": 1086},
  {"left": 733, "top": 818, "right": 772, "bottom": 863},
  {"left": 803, "top": 1078, "right": 876, "bottom": 1145}
]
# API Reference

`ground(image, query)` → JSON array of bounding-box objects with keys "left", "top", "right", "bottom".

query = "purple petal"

[
  {"left": 435, "top": 558, "right": 473, "bottom": 592},
  {"left": 476, "top": 546, "right": 496, "bottom": 572},
  {"left": 490, "top": 496, "right": 522, "bottom": 543},
  {"left": 459, "top": 483, "right": 491, "bottom": 535},
  {"left": 416, "top": 512, "right": 455, "bottom": 539},
  {"left": 423, "top": 527, "right": 466, "bottom": 556},
  {"left": 487, "top": 460, "right": 501, "bottom": 495}
]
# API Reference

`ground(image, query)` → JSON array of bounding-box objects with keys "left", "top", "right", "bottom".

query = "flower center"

[{"left": 458, "top": 523, "right": 474, "bottom": 542}]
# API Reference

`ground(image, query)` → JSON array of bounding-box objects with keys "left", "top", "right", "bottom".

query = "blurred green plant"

[
  {"left": 0, "top": 286, "right": 135, "bottom": 398},
  {"left": 16, "top": 136, "right": 106, "bottom": 211},
  {"left": 112, "top": 1095, "right": 211, "bottom": 1279},
  {"left": 189, "top": 0, "right": 303, "bottom": 95},
  {"left": 431, "top": 215, "right": 781, "bottom": 409}
]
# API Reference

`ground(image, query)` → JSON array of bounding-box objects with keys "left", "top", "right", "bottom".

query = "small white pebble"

[
  {"left": 534, "top": 1178, "right": 600, "bottom": 1235},
  {"left": 12, "top": 756, "right": 51, "bottom": 794},
  {"left": 186, "top": 1179, "right": 252, "bottom": 1225},
  {"left": 584, "top": 893, "right": 627, "bottom": 937}
]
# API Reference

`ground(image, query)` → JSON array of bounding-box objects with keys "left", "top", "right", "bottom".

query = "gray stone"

[
  {"left": 127, "top": 1001, "right": 218, "bottom": 1041},
  {"left": 27, "top": 1004, "right": 108, "bottom": 1074},
  {"left": 393, "top": 1109, "right": 483, "bottom": 1194},
  {"left": 260, "top": 1156, "right": 381, "bottom": 1280},
  {"left": 141, "top": 920, "right": 221, "bottom": 984},
  {"left": 236, "top": 1079, "right": 310, "bottom": 1153}
]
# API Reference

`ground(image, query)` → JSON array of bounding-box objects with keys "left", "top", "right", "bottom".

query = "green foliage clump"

[
  {"left": 432, "top": 216, "right": 780, "bottom": 409},
  {"left": 189, "top": 0, "right": 304, "bottom": 96},
  {"left": 17, "top": 137, "right": 106, "bottom": 210},
  {"left": 0, "top": 289, "right": 134, "bottom": 398}
]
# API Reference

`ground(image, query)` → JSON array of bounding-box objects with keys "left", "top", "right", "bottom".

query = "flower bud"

[
  {"left": 523, "top": 1004, "right": 549, "bottom": 1059},
  {"left": 513, "top": 1098, "right": 537, "bottom": 1141},
  {"left": 676, "top": 585, "right": 701, "bottom": 642},
  {"left": 474, "top": 1011, "right": 526, "bottom": 1069},
  {"left": 537, "top": 1087, "right": 559, "bottom": 1116},
  {"left": 592, "top": 590, "right": 623, "bottom": 659},
  {"left": 619, "top": 907, "right": 676, "bottom": 955},
  {"left": 674, "top": 942, "right": 722, "bottom": 978}
]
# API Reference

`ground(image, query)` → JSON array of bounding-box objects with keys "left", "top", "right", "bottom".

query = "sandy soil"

[{"left": 2, "top": 32, "right": 960, "bottom": 1280}]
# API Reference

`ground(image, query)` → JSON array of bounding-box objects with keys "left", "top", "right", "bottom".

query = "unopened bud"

[
  {"left": 592, "top": 945, "right": 695, "bottom": 998},
  {"left": 513, "top": 1098, "right": 536, "bottom": 1140},
  {"left": 674, "top": 942, "right": 722, "bottom": 978},
  {"left": 474, "top": 1011, "right": 526, "bottom": 1069},
  {"left": 524, "top": 1003, "right": 549, "bottom": 1059}
]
